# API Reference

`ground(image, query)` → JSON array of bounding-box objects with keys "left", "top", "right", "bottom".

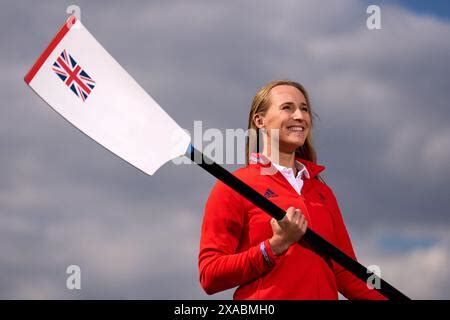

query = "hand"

[{"left": 269, "top": 207, "right": 308, "bottom": 255}]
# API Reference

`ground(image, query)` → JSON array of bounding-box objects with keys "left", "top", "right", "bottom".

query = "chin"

[{"left": 279, "top": 140, "right": 305, "bottom": 153}]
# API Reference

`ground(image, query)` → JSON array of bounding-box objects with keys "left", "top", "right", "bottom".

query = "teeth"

[{"left": 288, "top": 126, "right": 304, "bottom": 132}]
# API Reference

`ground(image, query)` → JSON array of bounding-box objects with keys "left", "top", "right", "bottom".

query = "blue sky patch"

[
  {"left": 360, "top": 0, "right": 450, "bottom": 20},
  {"left": 377, "top": 233, "right": 438, "bottom": 254}
]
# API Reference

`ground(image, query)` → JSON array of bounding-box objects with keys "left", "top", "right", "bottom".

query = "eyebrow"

[{"left": 280, "top": 101, "right": 308, "bottom": 107}]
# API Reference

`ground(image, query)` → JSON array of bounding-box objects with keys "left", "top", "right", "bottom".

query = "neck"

[{"left": 262, "top": 146, "right": 296, "bottom": 170}]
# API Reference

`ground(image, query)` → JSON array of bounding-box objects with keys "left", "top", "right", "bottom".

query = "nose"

[{"left": 292, "top": 107, "right": 305, "bottom": 120}]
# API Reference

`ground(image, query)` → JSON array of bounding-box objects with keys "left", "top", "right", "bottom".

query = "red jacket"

[{"left": 198, "top": 153, "right": 386, "bottom": 300}]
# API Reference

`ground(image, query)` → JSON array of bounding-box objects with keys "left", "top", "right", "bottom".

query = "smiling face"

[{"left": 253, "top": 85, "right": 311, "bottom": 154}]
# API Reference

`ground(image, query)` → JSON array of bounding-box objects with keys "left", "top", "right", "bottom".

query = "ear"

[{"left": 253, "top": 113, "right": 265, "bottom": 129}]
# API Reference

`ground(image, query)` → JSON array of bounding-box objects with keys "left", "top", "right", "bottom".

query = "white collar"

[
  {"left": 272, "top": 160, "right": 310, "bottom": 180},
  {"left": 249, "top": 153, "right": 310, "bottom": 180}
]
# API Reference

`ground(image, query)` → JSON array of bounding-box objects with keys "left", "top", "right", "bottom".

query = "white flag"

[{"left": 25, "top": 16, "right": 191, "bottom": 175}]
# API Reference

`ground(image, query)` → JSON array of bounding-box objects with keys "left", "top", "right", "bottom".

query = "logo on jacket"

[
  {"left": 264, "top": 188, "right": 278, "bottom": 199},
  {"left": 318, "top": 192, "right": 326, "bottom": 204}
]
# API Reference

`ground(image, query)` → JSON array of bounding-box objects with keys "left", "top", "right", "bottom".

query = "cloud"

[{"left": 352, "top": 227, "right": 450, "bottom": 299}]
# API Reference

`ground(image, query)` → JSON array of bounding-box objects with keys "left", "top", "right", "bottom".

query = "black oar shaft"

[{"left": 189, "top": 146, "right": 410, "bottom": 300}]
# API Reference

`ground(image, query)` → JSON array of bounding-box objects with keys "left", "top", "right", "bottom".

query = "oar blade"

[{"left": 25, "top": 17, "right": 191, "bottom": 175}]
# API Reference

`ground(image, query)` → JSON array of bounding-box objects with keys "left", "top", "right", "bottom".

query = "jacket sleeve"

[
  {"left": 198, "top": 180, "right": 280, "bottom": 295},
  {"left": 326, "top": 186, "right": 387, "bottom": 300}
]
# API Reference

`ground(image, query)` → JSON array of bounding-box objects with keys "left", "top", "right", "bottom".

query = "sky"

[{"left": 0, "top": 0, "right": 449, "bottom": 299}]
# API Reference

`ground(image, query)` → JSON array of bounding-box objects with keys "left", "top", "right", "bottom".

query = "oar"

[{"left": 24, "top": 16, "right": 410, "bottom": 300}]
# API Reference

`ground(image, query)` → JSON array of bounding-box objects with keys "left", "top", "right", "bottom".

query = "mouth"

[{"left": 286, "top": 125, "right": 306, "bottom": 132}]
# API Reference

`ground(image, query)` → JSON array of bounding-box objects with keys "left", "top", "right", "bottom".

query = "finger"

[
  {"left": 279, "top": 214, "right": 288, "bottom": 226},
  {"left": 271, "top": 218, "right": 281, "bottom": 232},
  {"left": 301, "top": 219, "right": 308, "bottom": 233},
  {"left": 290, "top": 209, "right": 300, "bottom": 221},
  {"left": 271, "top": 218, "right": 280, "bottom": 227},
  {"left": 298, "top": 213, "right": 305, "bottom": 226},
  {"left": 286, "top": 207, "right": 296, "bottom": 218}
]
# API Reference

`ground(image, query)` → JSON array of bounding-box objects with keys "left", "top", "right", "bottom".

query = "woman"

[{"left": 198, "top": 80, "right": 385, "bottom": 300}]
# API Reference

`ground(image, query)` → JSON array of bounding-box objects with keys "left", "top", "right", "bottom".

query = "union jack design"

[{"left": 52, "top": 49, "right": 96, "bottom": 101}]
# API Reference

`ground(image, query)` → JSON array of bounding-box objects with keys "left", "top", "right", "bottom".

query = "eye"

[
  {"left": 282, "top": 105, "right": 291, "bottom": 110},
  {"left": 302, "top": 107, "right": 309, "bottom": 112}
]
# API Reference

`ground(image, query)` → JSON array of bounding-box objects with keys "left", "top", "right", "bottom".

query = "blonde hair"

[{"left": 245, "top": 80, "right": 323, "bottom": 181}]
